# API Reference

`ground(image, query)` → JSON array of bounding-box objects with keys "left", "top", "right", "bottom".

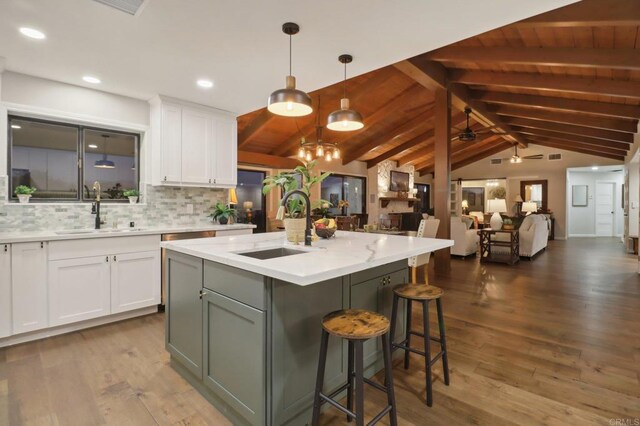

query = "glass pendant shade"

[
  {"left": 94, "top": 154, "right": 115, "bottom": 169},
  {"left": 327, "top": 98, "right": 364, "bottom": 131},
  {"left": 268, "top": 76, "right": 312, "bottom": 117}
]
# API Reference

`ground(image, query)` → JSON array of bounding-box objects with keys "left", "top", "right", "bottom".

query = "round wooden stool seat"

[
  {"left": 322, "top": 309, "right": 390, "bottom": 340},
  {"left": 393, "top": 283, "right": 444, "bottom": 300}
]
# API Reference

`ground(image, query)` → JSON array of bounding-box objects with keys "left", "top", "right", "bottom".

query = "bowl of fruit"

[{"left": 314, "top": 218, "right": 337, "bottom": 239}]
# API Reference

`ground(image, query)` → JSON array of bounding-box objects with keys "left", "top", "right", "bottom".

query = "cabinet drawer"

[
  {"left": 350, "top": 260, "right": 407, "bottom": 286},
  {"left": 49, "top": 235, "right": 161, "bottom": 260},
  {"left": 214, "top": 228, "right": 253, "bottom": 237},
  {"left": 204, "top": 261, "right": 266, "bottom": 310}
]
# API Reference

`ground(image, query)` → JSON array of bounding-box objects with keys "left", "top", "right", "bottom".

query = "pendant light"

[
  {"left": 94, "top": 135, "right": 115, "bottom": 169},
  {"left": 267, "top": 23, "right": 313, "bottom": 117},
  {"left": 510, "top": 146, "right": 523, "bottom": 164},
  {"left": 296, "top": 96, "right": 340, "bottom": 161},
  {"left": 327, "top": 54, "right": 363, "bottom": 131}
]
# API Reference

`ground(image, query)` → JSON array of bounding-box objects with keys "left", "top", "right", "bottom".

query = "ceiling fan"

[
  {"left": 452, "top": 107, "right": 504, "bottom": 142},
  {"left": 503, "top": 146, "right": 544, "bottom": 163}
]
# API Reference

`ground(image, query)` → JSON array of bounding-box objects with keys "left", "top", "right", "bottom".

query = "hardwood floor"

[{"left": 1, "top": 237, "right": 639, "bottom": 425}]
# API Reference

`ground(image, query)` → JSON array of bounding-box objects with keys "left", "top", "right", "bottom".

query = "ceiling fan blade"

[
  {"left": 523, "top": 154, "right": 544, "bottom": 159},
  {"left": 450, "top": 135, "right": 460, "bottom": 142}
]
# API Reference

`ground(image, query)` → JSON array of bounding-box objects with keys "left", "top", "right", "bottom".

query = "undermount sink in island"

[{"left": 161, "top": 231, "right": 453, "bottom": 426}]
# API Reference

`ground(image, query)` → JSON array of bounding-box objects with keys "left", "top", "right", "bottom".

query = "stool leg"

[
  {"left": 389, "top": 293, "right": 399, "bottom": 349},
  {"left": 354, "top": 340, "right": 365, "bottom": 426},
  {"left": 436, "top": 298, "right": 450, "bottom": 386},
  {"left": 422, "top": 300, "right": 433, "bottom": 407},
  {"left": 404, "top": 299, "right": 412, "bottom": 369},
  {"left": 381, "top": 332, "right": 398, "bottom": 426},
  {"left": 346, "top": 340, "right": 354, "bottom": 422},
  {"left": 312, "top": 330, "right": 330, "bottom": 426}
]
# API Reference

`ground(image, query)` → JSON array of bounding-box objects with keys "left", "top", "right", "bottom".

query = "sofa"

[
  {"left": 450, "top": 217, "right": 479, "bottom": 257},
  {"left": 493, "top": 214, "right": 549, "bottom": 258}
]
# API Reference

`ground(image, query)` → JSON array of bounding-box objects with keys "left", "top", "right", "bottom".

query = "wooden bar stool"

[
  {"left": 389, "top": 282, "right": 449, "bottom": 407},
  {"left": 311, "top": 309, "right": 398, "bottom": 426}
]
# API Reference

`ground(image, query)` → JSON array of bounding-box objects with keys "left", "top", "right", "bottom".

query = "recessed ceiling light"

[
  {"left": 11, "top": 124, "right": 21, "bottom": 129},
  {"left": 591, "top": 166, "right": 599, "bottom": 170},
  {"left": 83, "top": 76, "right": 101, "bottom": 84},
  {"left": 88, "top": 144, "right": 98, "bottom": 149},
  {"left": 19, "top": 27, "right": 46, "bottom": 39},
  {"left": 196, "top": 79, "right": 213, "bottom": 89}
]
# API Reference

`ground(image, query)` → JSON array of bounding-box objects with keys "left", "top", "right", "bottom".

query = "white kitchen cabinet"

[
  {"left": 111, "top": 250, "right": 160, "bottom": 314},
  {"left": 160, "top": 102, "right": 183, "bottom": 184},
  {"left": 181, "top": 107, "right": 213, "bottom": 185},
  {"left": 11, "top": 242, "right": 48, "bottom": 334},
  {"left": 150, "top": 96, "right": 237, "bottom": 188},
  {"left": 0, "top": 244, "right": 11, "bottom": 338},
  {"left": 48, "top": 255, "right": 111, "bottom": 327}
]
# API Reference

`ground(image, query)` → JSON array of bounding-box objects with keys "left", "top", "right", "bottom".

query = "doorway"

[
  {"left": 236, "top": 169, "right": 267, "bottom": 233},
  {"left": 595, "top": 182, "right": 615, "bottom": 237}
]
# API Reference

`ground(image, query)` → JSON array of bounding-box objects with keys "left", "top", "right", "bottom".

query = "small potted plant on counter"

[
  {"left": 210, "top": 202, "right": 236, "bottom": 225},
  {"left": 123, "top": 189, "right": 140, "bottom": 204},
  {"left": 14, "top": 185, "right": 36, "bottom": 204}
]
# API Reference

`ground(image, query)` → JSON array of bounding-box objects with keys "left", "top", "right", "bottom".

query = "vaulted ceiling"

[{"left": 238, "top": 0, "right": 640, "bottom": 174}]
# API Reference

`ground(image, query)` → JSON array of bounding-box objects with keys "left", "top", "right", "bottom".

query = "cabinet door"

[
  {"left": 211, "top": 117, "right": 237, "bottom": 187},
  {"left": 11, "top": 242, "right": 48, "bottom": 334},
  {"left": 166, "top": 251, "right": 203, "bottom": 378},
  {"left": 181, "top": 107, "right": 213, "bottom": 184},
  {"left": 0, "top": 244, "right": 11, "bottom": 338},
  {"left": 350, "top": 277, "right": 382, "bottom": 370},
  {"left": 203, "top": 291, "right": 265, "bottom": 425},
  {"left": 379, "top": 269, "right": 407, "bottom": 344},
  {"left": 160, "top": 102, "right": 182, "bottom": 184},
  {"left": 48, "top": 255, "right": 111, "bottom": 326},
  {"left": 111, "top": 250, "right": 160, "bottom": 314}
]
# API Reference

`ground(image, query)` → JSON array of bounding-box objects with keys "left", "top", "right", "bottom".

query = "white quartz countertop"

[
  {"left": 0, "top": 223, "right": 256, "bottom": 244},
  {"left": 160, "top": 231, "right": 453, "bottom": 286}
]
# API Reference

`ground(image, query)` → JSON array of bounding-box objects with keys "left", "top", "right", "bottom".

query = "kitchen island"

[{"left": 161, "top": 231, "right": 452, "bottom": 426}]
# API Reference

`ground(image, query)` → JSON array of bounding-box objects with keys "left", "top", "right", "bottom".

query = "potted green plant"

[
  {"left": 14, "top": 185, "right": 36, "bottom": 204},
  {"left": 209, "top": 202, "right": 236, "bottom": 225},
  {"left": 123, "top": 189, "right": 139, "bottom": 204},
  {"left": 263, "top": 160, "right": 331, "bottom": 242},
  {"left": 502, "top": 217, "right": 514, "bottom": 230}
]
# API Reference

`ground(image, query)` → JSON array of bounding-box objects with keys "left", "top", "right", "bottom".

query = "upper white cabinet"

[
  {"left": 0, "top": 244, "right": 11, "bottom": 338},
  {"left": 12, "top": 242, "right": 48, "bottom": 334},
  {"left": 150, "top": 96, "right": 237, "bottom": 188}
]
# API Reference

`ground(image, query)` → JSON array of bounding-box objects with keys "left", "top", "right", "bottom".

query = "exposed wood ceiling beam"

[
  {"left": 513, "top": 0, "right": 640, "bottom": 28},
  {"left": 398, "top": 128, "right": 494, "bottom": 166},
  {"left": 269, "top": 68, "right": 401, "bottom": 157},
  {"left": 415, "top": 135, "right": 503, "bottom": 174},
  {"left": 426, "top": 47, "right": 640, "bottom": 70},
  {"left": 366, "top": 111, "right": 468, "bottom": 168},
  {"left": 502, "top": 117, "right": 633, "bottom": 143},
  {"left": 342, "top": 107, "right": 432, "bottom": 164},
  {"left": 238, "top": 110, "right": 273, "bottom": 149},
  {"left": 488, "top": 104, "right": 638, "bottom": 133},
  {"left": 395, "top": 59, "right": 527, "bottom": 148},
  {"left": 525, "top": 136, "right": 628, "bottom": 157},
  {"left": 451, "top": 142, "right": 515, "bottom": 171},
  {"left": 472, "top": 90, "right": 640, "bottom": 120},
  {"left": 510, "top": 127, "right": 631, "bottom": 151},
  {"left": 527, "top": 139, "right": 625, "bottom": 161},
  {"left": 450, "top": 70, "right": 640, "bottom": 99},
  {"left": 237, "top": 151, "right": 303, "bottom": 169}
]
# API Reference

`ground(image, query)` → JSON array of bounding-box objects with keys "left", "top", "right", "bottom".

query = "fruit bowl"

[{"left": 315, "top": 227, "right": 336, "bottom": 239}]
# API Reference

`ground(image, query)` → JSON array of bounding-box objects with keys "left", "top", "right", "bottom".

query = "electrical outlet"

[{"left": 186, "top": 204, "right": 194, "bottom": 214}]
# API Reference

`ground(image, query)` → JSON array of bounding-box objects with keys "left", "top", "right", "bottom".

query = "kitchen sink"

[{"left": 235, "top": 247, "right": 308, "bottom": 260}]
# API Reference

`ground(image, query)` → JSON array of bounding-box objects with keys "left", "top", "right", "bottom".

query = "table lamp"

[
  {"left": 521, "top": 201, "right": 537, "bottom": 216},
  {"left": 514, "top": 194, "right": 523, "bottom": 215},
  {"left": 486, "top": 198, "right": 507, "bottom": 230},
  {"left": 243, "top": 201, "right": 254, "bottom": 223},
  {"left": 461, "top": 199, "right": 469, "bottom": 215},
  {"left": 229, "top": 188, "right": 238, "bottom": 206}
]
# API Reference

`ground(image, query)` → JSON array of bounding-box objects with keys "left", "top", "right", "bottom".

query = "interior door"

[{"left": 596, "top": 182, "right": 615, "bottom": 236}]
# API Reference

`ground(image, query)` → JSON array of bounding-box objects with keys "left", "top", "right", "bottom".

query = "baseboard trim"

[
  {"left": 568, "top": 234, "right": 597, "bottom": 238},
  {"left": 0, "top": 306, "right": 158, "bottom": 348}
]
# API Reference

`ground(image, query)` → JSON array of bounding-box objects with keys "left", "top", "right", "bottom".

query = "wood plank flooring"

[{"left": 1, "top": 237, "right": 639, "bottom": 425}]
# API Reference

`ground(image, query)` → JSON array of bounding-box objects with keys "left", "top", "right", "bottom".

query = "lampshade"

[
  {"left": 243, "top": 201, "right": 253, "bottom": 210},
  {"left": 229, "top": 188, "right": 238, "bottom": 205},
  {"left": 326, "top": 55, "right": 363, "bottom": 131},
  {"left": 94, "top": 155, "right": 115, "bottom": 169},
  {"left": 461, "top": 200, "right": 469, "bottom": 208},
  {"left": 514, "top": 194, "right": 523, "bottom": 203},
  {"left": 486, "top": 198, "right": 507, "bottom": 213},
  {"left": 521, "top": 202, "right": 537, "bottom": 213}
]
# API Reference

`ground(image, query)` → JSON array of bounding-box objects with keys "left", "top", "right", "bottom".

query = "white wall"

[
  {"left": 628, "top": 159, "right": 639, "bottom": 237},
  {"left": 567, "top": 170, "right": 624, "bottom": 237}
]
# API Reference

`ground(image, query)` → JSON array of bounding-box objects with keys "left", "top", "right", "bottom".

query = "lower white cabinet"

[
  {"left": 111, "top": 251, "right": 160, "bottom": 314},
  {"left": 12, "top": 242, "right": 48, "bottom": 334},
  {"left": 48, "top": 255, "right": 111, "bottom": 327},
  {"left": 0, "top": 244, "right": 11, "bottom": 338}
]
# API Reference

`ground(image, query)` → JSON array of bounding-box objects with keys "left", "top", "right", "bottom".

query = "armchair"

[{"left": 450, "top": 217, "right": 479, "bottom": 257}]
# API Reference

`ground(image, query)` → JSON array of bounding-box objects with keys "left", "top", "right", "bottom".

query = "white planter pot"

[
  {"left": 284, "top": 218, "right": 307, "bottom": 243},
  {"left": 17, "top": 194, "right": 31, "bottom": 204},
  {"left": 128, "top": 196, "right": 138, "bottom": 204}
]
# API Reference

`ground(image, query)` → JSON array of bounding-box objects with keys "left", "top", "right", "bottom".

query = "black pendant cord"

[
  {"left": 343, "top": 61, "right": 347, "bottom": 98},
  {"left": 289, "top": 33, "right": 292, "bottom": 77}
]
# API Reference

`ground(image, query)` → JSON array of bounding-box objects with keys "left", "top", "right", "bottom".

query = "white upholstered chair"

[{"left": 408, "top": 219, "right": 440, "bottom": 284}]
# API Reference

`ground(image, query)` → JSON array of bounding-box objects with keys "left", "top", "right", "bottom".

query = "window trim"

[
  {"left": 8, "top": 115, "right": 140, "bottom": 203},
  {"left": 320, "top": 172, "right": 367, "bottom": 215}
]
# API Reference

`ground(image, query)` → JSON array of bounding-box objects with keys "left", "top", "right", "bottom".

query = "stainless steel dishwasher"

[{"left": 160, "top": 231, "right": 215, "bottom": 309}]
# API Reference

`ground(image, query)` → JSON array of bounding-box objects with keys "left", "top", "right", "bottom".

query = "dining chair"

[{"left": 408, "top": 219, "right": 440, "bottom": 284}]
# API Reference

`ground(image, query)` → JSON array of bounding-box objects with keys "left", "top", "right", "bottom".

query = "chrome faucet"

[
  {"left": 278, "top": 190, "right": 312, "bottom": 246},
  {"left": 91, "top": 181, "right": 101, "bottom": 229}
]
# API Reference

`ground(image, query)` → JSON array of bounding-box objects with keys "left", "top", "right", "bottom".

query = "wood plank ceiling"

[{"left": 237, "top": 0, "right": 640, "bottom": 174}]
